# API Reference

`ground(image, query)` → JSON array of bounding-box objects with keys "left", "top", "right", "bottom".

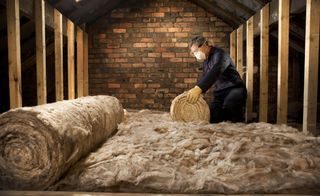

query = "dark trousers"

[{"left": 210, "top": 86, "right": 247, "bottom": 123}]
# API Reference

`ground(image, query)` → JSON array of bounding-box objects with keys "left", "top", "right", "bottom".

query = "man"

[{"left": 187, "top": 35, "right": 247, "bottom": 123}]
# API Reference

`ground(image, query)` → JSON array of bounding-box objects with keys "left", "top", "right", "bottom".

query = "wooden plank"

[
  {"left": 303, "top": 0, "right": 320, "bottom": 134},
  {"left": 54, "top": 9, "right": 63, "bottom": 101},
  {"left": 35, "top": 0, "right": 46, "bottom": 105},
  {"left": 83, "top": 32, "right": 89, "bottom": 96},
  {"left": 67, "top": 19, "right": 75, "bottom": 100},
  {"left": 277, "top": 0, "right": 289, "bottom": 124},
  {"left": 76, "top": 26, "right": 84, "bottom": 98},
  {"left": 245, "top": 17, "right": 254, "bottom": 122},
  {"left": 236, "top": 24, "right": 244, "bottom": 79},
  {"left": 6, "top": 0, "right": 22, "bottom": 108},
  {"left": 259, "top": 4, "right": 269, "bottom": 122},
  {"left": 229, "top": 30, "right": 237, "bottom": 64}
]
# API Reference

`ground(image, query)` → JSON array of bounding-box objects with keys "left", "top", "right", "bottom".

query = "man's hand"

[{"left": 187, "top": 86, "right": 202, "bottom": 104}]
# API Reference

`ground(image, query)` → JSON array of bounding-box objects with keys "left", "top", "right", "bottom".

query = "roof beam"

[
  {"left": 86, "top": 0, "right": 126, "bottom": 25},
  {"left": 253, "top": 0, "right": 269, "bottom": 6},
  {"left": 189, "top": 0, "right": 243, "bottom": 27},
  {"left": 224, "top": 0, "right": 256, "bottom": 16},
  {"left": 248, "top": 0, "right": 306, "bottom": 37}
]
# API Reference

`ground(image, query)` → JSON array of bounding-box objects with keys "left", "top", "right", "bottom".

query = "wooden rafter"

[
  {"left": 224, "top": 0, "right": 256, "bottom": 16},
  {"left": 188, "top": 0, "right": 242, "bottom": 27}
]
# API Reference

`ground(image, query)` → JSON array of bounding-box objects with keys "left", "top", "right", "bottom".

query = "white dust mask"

[{"left": 194, "top": 51, "right": 206, "bottom": 61}]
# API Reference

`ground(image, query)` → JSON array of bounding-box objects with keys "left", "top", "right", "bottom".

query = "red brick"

[
  {"left": 94, "top": 34, "right": 106, "bottom": 39},
  {"left": 176, "top": 73, "right": 188, "bottom": 77},
  {"left": 180, "top": 12, "right": 193, "bottom": 17},
  {"left": 133, "top": 23, "right": 147, "bottom": 28},
  {"left": 161, "top": 43, "right": 175, "bottom": 47},
  {"left": 171, "top": 7, "right": 184, "bottom": 12},
  {"left": 143, "top": 8, "right": 157, "bottom": 12},
  {"left": 117, "top": 23, "right": 133, "bottom": 28},
  {"left": 148, "top": 53, "right": 161, "bottom": 58},
  {"left": 147, "top": 23, "right": 160, "bottom": 28},
  {"left": 133, "top": 43, "right": 147, "bottom": 47},
  {"left": 177, "top": 17, "right": 196, "bottom": 22},
  {"left": 140, "top": 28, "right": 154, "bottom": 32},
  {"left": 175, "top": 43, "right": 188, "bottom": 47},
  {"left": 168, "top": 27, "right": 181, "bottom": 32},
  {"left": 113, "top": 48, "right": 127, "bottom": 53},
  {"left": 141, "top": 99, "right": 154, "bottom": 104},
  {"left": 143, "top": 89, "right": 156, "bottom": 94},
  {"left": 133, "top": 63, "right": 145, "bottom": 68},
  {"left": 153, "top": 13, "right": 165, "bottom": 17},
  {"left": 162, "top": 52, "right": 175, "bottom": 58},
  {"left": 142, "top": 58, "right": 156, "bottom": 63},
  {"left": 182, "top": 28, "right": 193, "bottom": 32},
  {"left": 107, "top": 43, "right": 120, "bottom": 48},
  {"left": 115, "top": 58, "right": 128, "bottom": 63},
  {"left": 183, "top": 68, "right": 193, "bottom": 72},
  {"left": 141, "top": 38, "right": 154, "bottom": 42},
  {"left": 108, "top": 83, "right": 120, "bottom": 88},
  {"left": 113, "top": 28, "right": 126, "bottom": 33},
  {"left": 175, "top": 83, "right": 188, "bottom": 88},
  {"left": 176, "top": 52, "right": 189, "bottom": 57},
  {"left": 134, "top": 84, "right": 147, "bottom": 88},
  {"left": 148, "top": 83, "right": 161, "bottom": 88},
  {"left": 175, "top": 32, "right": 188, "bottom": 37},
  {"left": 154, "top": 28, "right": 168, "bottom": 32},
  {"left": 147, "top": 43, "right": 160, "bottom": 47},
  {"left": 159, "top": 7, "right": 170, "bottom": 12},
  {"left": 121, "top": 63, "right": 132, "bottom": 68},
  {"left": 169, "top": 58, "right": 182, "bottom": 62},
  {"left": 124, "top": 94, "right": 136, "bottom": 99},
  {"left": 184, "top": 78, "right": 197, "bottom": 83},
  {"left": 183, "top": 58, "right": 196, "bottom": 62}
]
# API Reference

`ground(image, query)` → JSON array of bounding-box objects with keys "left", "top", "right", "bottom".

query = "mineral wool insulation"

[{"left": 51, "top": 110, "right": 320, "bottom": 194}]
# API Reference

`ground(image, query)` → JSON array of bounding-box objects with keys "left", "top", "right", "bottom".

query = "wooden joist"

[
  {"left": 35, "top": 0, "right": 47, "bottom": 105},
  {"left": 229, "top": 30, "right": 237, "bottom": 64},
  {"left": 259, "top": 3, "right": 269, "bottom": 122},
  {"left": 54, "top": 9, "right": 63, "bottom": 101},
  {"left": 303, "top": 0, "right": 320, "bottom": 134},
  {"left": 277, "top": 0, "right": 289, "bottom": 124},
  {"left": 67, "top": 19, "right": 75, "bottom": 100},
  {"left": 236, "top": 24, "right": 244, "bottom": 79},
  {"left": 245, "top": 17, "right": 254, "bottom": 122},
  {"left": 6, "top": 0, "right": 22, "bottom": 108},
  {"left": 76, "top": 27, "right": 84, "bottom": 98},
  {"left": 83, "top": 32, "right": 89, "bottom": 96}
]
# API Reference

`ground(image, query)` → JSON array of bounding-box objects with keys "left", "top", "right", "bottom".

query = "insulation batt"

[
  {"left": 51, "top": 110, "right": 320, "bottom": 194},
  {"left": 0, "top": 95, "right": 124, "bottom": 190},
  {"left": 170, "top": 92, "right": 210, "bottom": 122}
]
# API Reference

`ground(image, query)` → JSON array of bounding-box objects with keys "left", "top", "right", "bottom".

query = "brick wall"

[{"left": 88, "top": 0, "right": 232, "bottom": 111}]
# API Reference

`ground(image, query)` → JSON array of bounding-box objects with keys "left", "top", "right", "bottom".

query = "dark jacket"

[{"left": 197, "top": 46, "right": 244, "bottom": 94}]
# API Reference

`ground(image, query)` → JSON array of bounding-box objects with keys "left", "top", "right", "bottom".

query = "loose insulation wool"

[
  {"left": 51, "top": 110, "right": 320, "bottom": 194},
  {"left": 0, "top": 95, "right": 124, "bottom": 190},
  {"left": 170, "top": 92, "right": 210, "bottom": 122}
]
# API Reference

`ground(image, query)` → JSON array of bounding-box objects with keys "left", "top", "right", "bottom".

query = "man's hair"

[{"left": 190, "top": 35, "right": 208, "bottom": 48}]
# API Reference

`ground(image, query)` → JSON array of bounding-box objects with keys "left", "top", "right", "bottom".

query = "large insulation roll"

[
  {"left": 0, "top": 95, "right": 124, "bottom": 190},
  {"left": 170, "top": 92, "right": 210, "bottom": 122}
]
